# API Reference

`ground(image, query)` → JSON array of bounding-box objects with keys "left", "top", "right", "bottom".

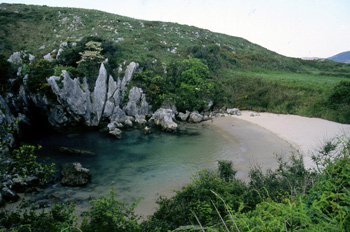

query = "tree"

[{"left": 169, "top": 58, "right": 213, "bottom": 111}]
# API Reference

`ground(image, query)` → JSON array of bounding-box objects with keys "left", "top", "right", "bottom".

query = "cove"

[{"left": 21, "top": 118, "right": 295, "bottom": 217}]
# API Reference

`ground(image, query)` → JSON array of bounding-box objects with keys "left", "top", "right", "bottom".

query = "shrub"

[
  {"left": 0, "top": 202, "right": 78, "bottom": 232},
  {"left": 81, "top": 189, "right": 141, "bottom": 232}
]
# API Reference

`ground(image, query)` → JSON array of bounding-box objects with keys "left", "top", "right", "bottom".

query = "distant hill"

[{"left": 328, "top": 51, "right": 350, "bottom": 63}]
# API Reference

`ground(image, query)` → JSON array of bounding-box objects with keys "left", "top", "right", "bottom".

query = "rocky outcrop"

[
  {"left": 61, "top": 162, "right": 91, "bottom": 186},
  {"left": 45, "top": 62, "right": 149, "bottom": 129},
  {"left": 107, "top": 121, "right": 123, "bottom": 139},
  {"left": 188, "top": 111, "right": 204, "bottom": 123},
  {"left": 91, "top": 63, "right": 108, "bottom": 126},
  {"left": 149, "top": 108, "right": 178, "bottom": 132},
  {"left": 178, "top": 110, "right": 190, "bottom": 121},
  {"left": 227, "top": 108, "right": 241, "bottom": 116}
]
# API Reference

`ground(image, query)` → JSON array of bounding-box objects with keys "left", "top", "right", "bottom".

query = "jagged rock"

[
  {"left": 61, "top": 162, "right": 91, "bottom": 187},
  {"left": 43, "top": 53, "right": 54, "bottom": 62},
  {"left": 110, "top": 106, "right": 127, "bottom": 122},
  {"left": 7, "top": 52, "right": 22, "bottom": 64},
  {"left": 48, "top": 71, "right": 91, "bottom": 124},
  {"left": 143, "top": 126, "right": 152, "bottom": 134},
  {"left": 178, "top": 110, "right": 190, "bottom": 121},
  {"left": 91, "top": 63, "right": 108, "bottom": 126},
  {"left": 188, "top": 111, "right": 204, "bottom": 123},
  {"left": 107, "top": 122, "right": 122, "bottom": 138},
  {"left": 121, "top": 62, "right": 139, "bottom": 91},
  {"left": 103, "top": 75, "right": 121, "bottom": 118},
  {"left": 125, "top": 87, "right": 142, "bottom": 116},
  {"left": 124, "top": 87, "right": 150, "bottom": 117},
  {"left": 149, "top": 108, "right": 177, "bottom": 132},
  {"left": 1, "top": 187, "right": 19, "bottom": 203},
  {"left": 59, "top": 147, "right": 95, "bottom": 156},
  {"left": 135, "top": 114, "right": 147, "bottom": 127}
]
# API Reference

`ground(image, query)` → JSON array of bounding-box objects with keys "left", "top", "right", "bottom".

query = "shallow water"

[{"left": 22, "top": 119, "right": 294, "bottom": 216}]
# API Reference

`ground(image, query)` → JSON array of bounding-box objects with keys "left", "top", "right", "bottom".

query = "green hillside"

[{"left": 1, "top": 3, "right": 350, "bottom": 122}]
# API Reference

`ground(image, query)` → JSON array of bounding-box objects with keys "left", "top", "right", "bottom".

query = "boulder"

[
  {"left": 143, "top": 126, "right": 152, "bottom": 134},
  {"left": 188, "top": 111, "right": 204, "bottom": 123},
  {"left": 107, "top": 121, "right": 122, "bottom": 139},
  {"left": 7, "top": 52, "right": 22, "bottom": 64},
  {"left": 135, "top": 114, "right": 146, "bottom": 126},
  {"left": 1, "top": 187, "right": 19, "bottom": 203},
  {"left": 61, "top": 162, "right": 91, "bottom": 187},
  {"left": 149, "top": 108, "right": 177, "bottom": 132},
  {"left": 178, "top": 110, "right": 190, "bottom": 121}
]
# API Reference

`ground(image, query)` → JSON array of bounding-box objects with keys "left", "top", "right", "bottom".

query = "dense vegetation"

[
  {"left": 1, "top": 135, "right": 349, "bottom": 231},
  {"left": 1, "top": 3, "right": 350, "bottom": 122},
  {"left": 1, "top": 3, "right": 350, "bottom": 231}
]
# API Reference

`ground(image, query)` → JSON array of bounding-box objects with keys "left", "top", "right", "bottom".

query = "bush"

[
  {"left": 0, "top": 202, "right": 78, "bottom": 232},
  {"left": 81, "top": 189, "right": 141, "bottom": 232}
]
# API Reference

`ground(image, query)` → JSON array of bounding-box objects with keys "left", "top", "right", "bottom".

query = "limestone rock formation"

[
  {"left": 178, "top": 110, "right": 190, "bottom": 121},
  {"left": 188, "top": 111, "right": 204, "bottom": 123},
  {"left": 149, "top": 108, "right": 178, "bottom": 132}
]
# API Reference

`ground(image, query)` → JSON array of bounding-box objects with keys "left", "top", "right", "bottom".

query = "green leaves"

[{"left": 81, "top": 189, "right": 141, "bottom": 232}]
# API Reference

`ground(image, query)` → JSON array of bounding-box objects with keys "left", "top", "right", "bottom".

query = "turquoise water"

[{"left": 23, "top": 119, "right": 294, "bottom": 216}]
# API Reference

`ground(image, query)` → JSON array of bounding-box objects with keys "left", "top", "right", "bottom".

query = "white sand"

[{"left": 226, "top": 111, "right": 350, "bottom": 168}]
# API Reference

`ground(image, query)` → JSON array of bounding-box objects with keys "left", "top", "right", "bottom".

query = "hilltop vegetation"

[{"left": 0, "top": 3, "right": 350, "bottom": 123}]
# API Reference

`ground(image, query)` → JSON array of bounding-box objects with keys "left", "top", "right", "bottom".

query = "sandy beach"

[{"left": 208, "top": 111, "right": 350, "bottom": 169}]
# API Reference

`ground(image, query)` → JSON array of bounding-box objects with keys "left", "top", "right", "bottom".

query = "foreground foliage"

[{"left": 1, "top": 131, "right": 350, "bottom": 232}]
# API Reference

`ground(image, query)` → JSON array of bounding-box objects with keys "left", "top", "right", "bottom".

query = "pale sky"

[{"left": 2, "top": 0, "right": 350, "bottom": 58}]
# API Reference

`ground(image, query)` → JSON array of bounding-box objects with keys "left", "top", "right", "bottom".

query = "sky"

[{"left": 2, "top": 0, "right": 350, "bottom": 58}]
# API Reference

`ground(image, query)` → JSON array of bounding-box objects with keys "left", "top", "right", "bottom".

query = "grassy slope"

[{"left": 1, "top": 3, "right": 350, "bottom": 123}]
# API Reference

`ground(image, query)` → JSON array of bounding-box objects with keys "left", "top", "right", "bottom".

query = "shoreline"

[{"left": 207, "top": 111, "right": 350, "bottom": 169}]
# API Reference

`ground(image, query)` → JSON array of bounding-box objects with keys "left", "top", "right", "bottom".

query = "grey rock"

[
  {"left": 61, "top": 162, "right": 91, "bottom": 186},
  {"left": 227, "top": 108, "right": 240, "bottom": 115},
  {"left": 7, "top": 52, "right": 22, "bottom": 64},
  {"left": 107, "top": 122, "right": 122, "bottom": 138},
  {"left": 121, "top": 62, "right": 139, "bottom": 91},
  {"left": 149, "top": 108, "right": 177, "bottom": 132},
  {"left": 178, "top": 110, "right": 190, "bottom": 121},
  {"left": 43, "top": 53, "right": 54, "bottom": 62},
  {"left": 124, "top": 87, "right": 149, "bottom": 117},
  {"left": 143, "top": 126, "right": 152, "bottom": 134},
  {"left": 189, "top": 111, "right": 204, "bottom": 123},
  {"left": 135, "top": 114, "right": 147, "bottom": 127},
  {"left": 91, "top": 63, "right": 108, "bottom": 126},
  {"left": 48, "top": 71, "right": 91, "bottom": 125},
  {"left": 110, "top": 106, "right": 127, "bottom": 122},
  {"left": 103, "top": 75, "right": 120, "bottom": 118}
]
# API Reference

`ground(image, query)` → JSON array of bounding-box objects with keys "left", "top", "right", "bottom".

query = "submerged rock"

[
  {"left": 61, "top": 162, "right": 91, "bottom": 187},
  {"left": 58, "top": 147, "right": 95, "bottom": 156}
]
